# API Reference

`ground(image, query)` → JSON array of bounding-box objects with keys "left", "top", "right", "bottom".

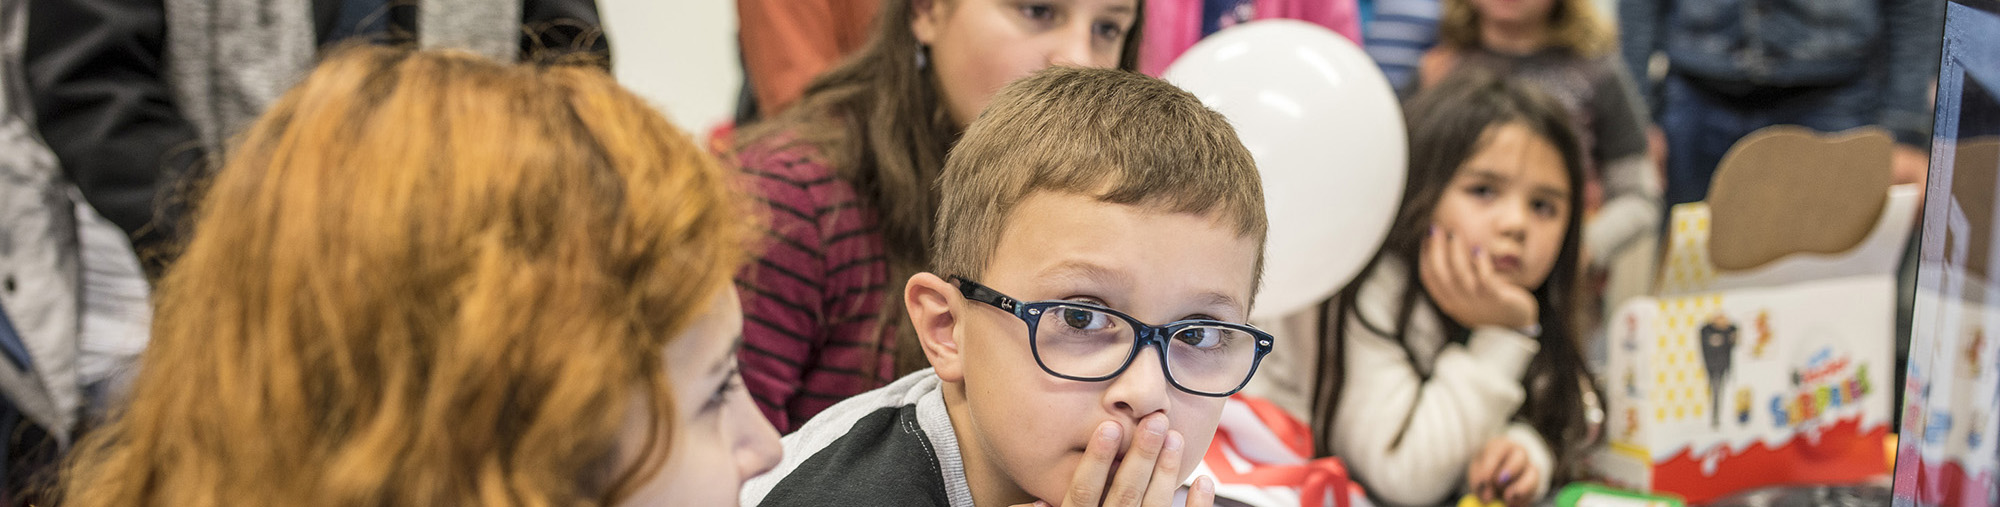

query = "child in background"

[
  {"left": 1308, "top": 73, "right": 1601, "bottom": 507},
  {"left": 730, "top": 0, "right": 1145, "bottom": 433},
  {"left": 1417, "top": 0, "right": 1657, "bottom": 289},
  {"left": 743, "top": 66, "right": 1267, "bottom": 507},
  {"left": 58, "top": 47, "right": 779, "bottom": 506}
]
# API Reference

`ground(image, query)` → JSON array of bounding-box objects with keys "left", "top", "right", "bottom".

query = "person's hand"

[
  {"left": 1012, "top": 414, "right": 1214, "bottom": 507},
  {"left": 1420, "top": 227, "right": 1538, "bottom": 330},
  {"left": 1465, "top": 437, "right": 1539, "bottom": 507}
]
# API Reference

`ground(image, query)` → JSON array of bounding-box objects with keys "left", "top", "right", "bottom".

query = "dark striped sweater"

[{"left": 733, "top": 135, "right": 897, "bottom": 433}]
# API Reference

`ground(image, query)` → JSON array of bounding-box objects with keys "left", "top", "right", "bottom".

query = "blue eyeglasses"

[{"left": 950, "top": 276, "right": 1274, "bottom": 397}]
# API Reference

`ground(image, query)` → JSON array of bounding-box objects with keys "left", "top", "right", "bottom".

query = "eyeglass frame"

[{"left": 948, "top": 275, "right": 1275, "bottom": 397}]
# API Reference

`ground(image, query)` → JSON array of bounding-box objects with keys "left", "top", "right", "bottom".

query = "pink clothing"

[{"left": 1140, "top": 0, "right": 1364, "bottom": 76}]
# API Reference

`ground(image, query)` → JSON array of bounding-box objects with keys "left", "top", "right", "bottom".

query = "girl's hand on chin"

[{"left": 1421, "top": 227, "right": 1538, "bottom": 331}]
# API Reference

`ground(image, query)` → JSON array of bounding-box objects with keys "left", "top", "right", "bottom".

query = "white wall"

[{"left": 599, "top": 0, "right": 740, "bottom": 141}]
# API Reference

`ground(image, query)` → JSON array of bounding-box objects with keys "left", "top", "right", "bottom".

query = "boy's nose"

[{"left": 1103, "top": 347, "right": 1172, "bottom": 419}]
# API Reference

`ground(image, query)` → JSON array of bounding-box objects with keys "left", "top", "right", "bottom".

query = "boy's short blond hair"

[{"left": 932, "top": 67, "right": 1267, "bottom": 295}]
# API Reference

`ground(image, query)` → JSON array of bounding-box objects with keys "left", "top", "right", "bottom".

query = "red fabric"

[
  {"left": 1204, "top": 396, "right": 1363, "bottom": 507},
  {"left": 738, "top": 0, "right": 881, "bottom": 115}
]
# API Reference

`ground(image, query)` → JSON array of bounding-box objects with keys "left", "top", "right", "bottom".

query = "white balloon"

[{"left": 1163, "top": 20, "right": 1406, "bottom": 321}]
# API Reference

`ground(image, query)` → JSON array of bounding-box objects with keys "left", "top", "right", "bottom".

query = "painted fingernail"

[
  {"left": 1144, "top": 415, "right": 1168, "bottom": 436},
  {"left": 1430, "top": 225, "right": 1438, "bottom": 237},
  {"left": 1473, "top": 246, "right": 1483, "bottom": 257},
  {"left": 1498, "top": 471, "right": 1512, "bottom": 484},
  {"left": 1164, "top": 431, "right": 1184, "bottom": 452},
  {"left": 1098, "top": 421, "right": 1121, "bottom": 443}
]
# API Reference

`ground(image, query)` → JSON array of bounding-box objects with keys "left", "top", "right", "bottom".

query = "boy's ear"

[
  {"left": 905, "top": 272, "right": 966, "bottom": 382},
  {"left": 910, "top": 0, "right": 943, "bottom": 46}
]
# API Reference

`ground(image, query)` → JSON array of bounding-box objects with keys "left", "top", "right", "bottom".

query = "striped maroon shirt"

[{"left": 733, "top": 135, "right": 896, "bottom": 433}]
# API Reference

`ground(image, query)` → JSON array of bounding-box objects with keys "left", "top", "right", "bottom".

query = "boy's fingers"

[
  {"left": 1105, "top": 414, "right": 1171, "bottom": 506},
  {"left": 1065, "top": 421, "right": 1122, "bottom": 507},
  {"left": 1185, "top": 476, "right": 1215, "bottom": 507},
  {"left": 1139, "top": 430, "right": 1185, "bottom": 506}
]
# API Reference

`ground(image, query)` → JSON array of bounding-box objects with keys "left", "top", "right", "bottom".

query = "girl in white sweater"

[{"left": 1309, "top": 72, "right": 1601, "bottom": 507}]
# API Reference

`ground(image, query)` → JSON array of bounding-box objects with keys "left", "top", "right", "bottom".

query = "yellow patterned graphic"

[{"left": 1651, "top": 204, "right": 1721, "bottom": 423}]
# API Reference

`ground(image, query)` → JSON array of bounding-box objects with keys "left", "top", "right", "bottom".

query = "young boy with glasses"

[{"left": 740, "top": 66, "right": 1271, "bottom": 507}]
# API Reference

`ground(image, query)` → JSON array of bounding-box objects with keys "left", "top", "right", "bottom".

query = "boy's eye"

[
  {"left": 1059, "top": 307, "right": 1115, "bottom": 331},
  {"left": 1172, "top": 326, "right": 1233, "bottom": 350}
]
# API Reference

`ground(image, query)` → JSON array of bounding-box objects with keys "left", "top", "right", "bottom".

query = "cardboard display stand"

[{"left": 1592, "top": 127, "right": 1915, "bottom": 503}]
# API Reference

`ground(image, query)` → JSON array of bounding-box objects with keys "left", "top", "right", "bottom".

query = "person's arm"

[
  {"left": 1331, "top": 315, "right": 1539, "bottom": 506},
  {"left": 1585, "top": 62, "right": 1662, "bottom": 267},
  {"left": 1617, "top": 0, "right": 1667, "bottom": 118},
  {"left": 1879, "top": 0, "right": 1941, "bottom": 148},
  {"left": 738, "top": 0, "right": 854, "bottom": 116},
  {"left": 26, "top": 0, "right": 204, "bottom": 278},
  {"left": 521, "top": 0, "right": 611, "bottom": 68},
  {"left": 1881, "top": 0, "right": 1943, "bottom": 189}
]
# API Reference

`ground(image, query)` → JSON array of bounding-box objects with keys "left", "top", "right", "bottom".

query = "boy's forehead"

[{"left": 986, "top": 192, "right": 1260, "bottom": 313}]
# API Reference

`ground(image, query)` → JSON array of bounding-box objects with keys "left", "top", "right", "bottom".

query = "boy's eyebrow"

[
  {"left": 1038, "top": 260, "right": 1132, "bottom": 287},
  {"left": 1039, "top": 261, "right": 1247, "bottom": 319},
  {"left": 1191, "top": 292, "right": 1246, "bottom": 319}
]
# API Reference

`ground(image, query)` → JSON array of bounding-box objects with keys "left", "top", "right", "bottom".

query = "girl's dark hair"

[
  {"left": 736, "top": 0, "right": 1146, "bottom": 376},
  {"left": 1309, "top": 70, "right": 1599, "bottom": 482}
]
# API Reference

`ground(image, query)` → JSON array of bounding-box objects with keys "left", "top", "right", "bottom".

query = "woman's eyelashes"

[{"left": 701, "top": 368, "right": 742, "bottom": 414}]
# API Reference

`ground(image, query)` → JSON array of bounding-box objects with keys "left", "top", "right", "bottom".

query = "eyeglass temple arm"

[{"left": 949, "top": 276, "right": 1020, "bottom": 312}]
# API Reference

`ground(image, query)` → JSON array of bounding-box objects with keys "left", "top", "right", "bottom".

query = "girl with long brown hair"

[
  {"left": 732, "top": 0, "right": 1147, "bottom": 432},
  {"left": 59, "top": 46, "right": 779, "bottom": 506},
  {"left": 1309, "top": 73, "right": 1601, "bottom": 507}
]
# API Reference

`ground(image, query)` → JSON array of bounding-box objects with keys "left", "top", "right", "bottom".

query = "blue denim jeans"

[{"left": 1659, "top": 72, "right": 1880, "bottom": 207}]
